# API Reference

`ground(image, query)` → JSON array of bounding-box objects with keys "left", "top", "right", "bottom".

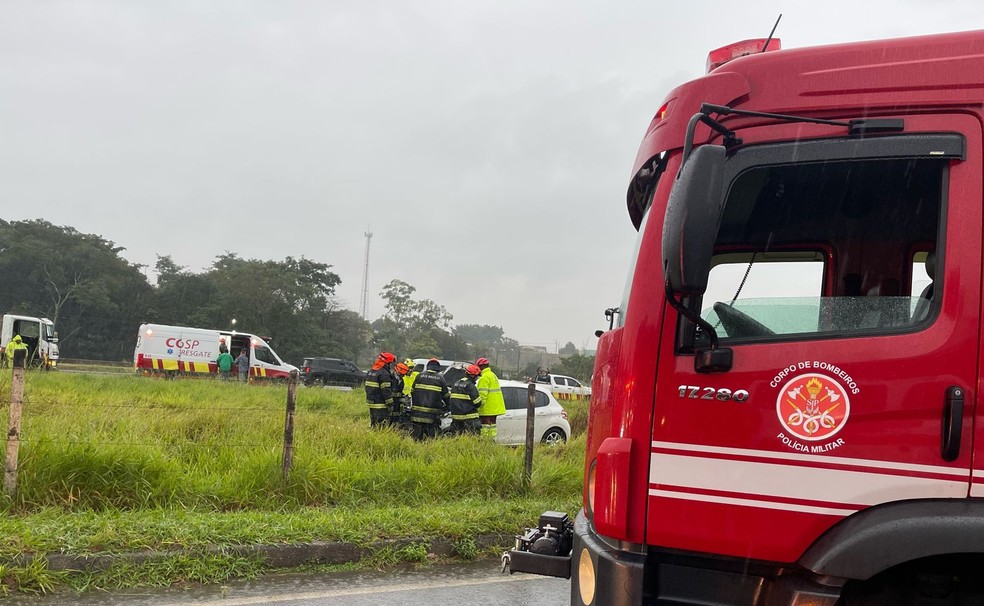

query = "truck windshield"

[
  {"left": 696, "top": 156, "right": 945, "bottom": 341},
  {"left": 253, "top": 345, "right": 281, "bottom": 366}
]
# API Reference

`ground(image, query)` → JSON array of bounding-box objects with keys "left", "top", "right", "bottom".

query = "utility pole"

[
  {"left": 281, "top": 370, "right": 298, "bottom": 480},
  {"left": 359, "top": 229, "right": 373, "bottom": 319},
  {"left": 5, "top": 348, "right": 27, "bottom": 496}
]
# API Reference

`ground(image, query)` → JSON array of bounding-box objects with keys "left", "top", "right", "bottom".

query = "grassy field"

[{"left": 0, "top": 371, "right": 588, "bottom": 595}]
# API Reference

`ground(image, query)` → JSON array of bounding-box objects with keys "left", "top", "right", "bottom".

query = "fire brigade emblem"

[{"left": 776, "top": 374, "right": 850, "bottom": 442}]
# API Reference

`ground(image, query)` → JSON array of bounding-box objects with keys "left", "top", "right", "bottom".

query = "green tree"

[
  {"left": 559, "top": 341, "right": 578, "bottom": 356},
  {"left": 454, "top": 324, "right": 506, "bottom": 349},
  {"left": 453, "top": 323, "right": 519, "bottom": 360},
  {"left": 431, "top": 328, "right": 469, "bottom": 361},
  {"left": 552, "top": 353, "right": 596, "bottom": 383},
  {"left": 0, "top": 219, "right": 153, "bottom": 360},
  {"left": 147, "top": 255, "right": 219, "bottom": 328},
  {"left": 321, "top": 308, "right": 373, "bottom": 362},
  {"left": 145, "top": 252, "right": 359, "bottom": 365},
  {"left": 376, "top": 279, "right": 454, "bottom": 357}
]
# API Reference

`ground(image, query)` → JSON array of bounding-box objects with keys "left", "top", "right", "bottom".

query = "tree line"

[{"left": 0, "top": 220, "right": 594, "bottom": 380}]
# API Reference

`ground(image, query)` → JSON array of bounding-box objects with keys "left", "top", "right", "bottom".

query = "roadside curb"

[{"left": 27, "top": 534, "right": 515, "bottom": 573}]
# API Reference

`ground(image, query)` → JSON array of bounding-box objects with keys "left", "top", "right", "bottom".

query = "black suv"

[{"left": 300, "top": 358, "right": 365, "bottom": 387}]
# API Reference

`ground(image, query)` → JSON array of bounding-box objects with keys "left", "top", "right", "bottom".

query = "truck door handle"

[{"left": 941, "top": 386, "right": 964, "bottom": 462}]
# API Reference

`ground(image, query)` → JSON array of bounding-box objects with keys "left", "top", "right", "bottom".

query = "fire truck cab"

[{"left": 510, "top": 30, "right": 984, "bottom": 605}]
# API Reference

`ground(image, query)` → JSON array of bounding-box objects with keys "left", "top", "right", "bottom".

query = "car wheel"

[
  {"left": 541, "top": 427, "right": 567, "bottom": 445},
  {"left": 312, "top": 378, "right": 325, "bottom": 387}
]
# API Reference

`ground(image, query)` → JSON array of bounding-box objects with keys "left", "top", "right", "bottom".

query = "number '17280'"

[{"left": 678, "top": 385, "right": 749, "bottom": 402}]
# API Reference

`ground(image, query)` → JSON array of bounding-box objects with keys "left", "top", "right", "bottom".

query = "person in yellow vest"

[
  {"left": 402, "top": 358, "right": 419, "bottom": 397},
  {"left": 475, "top": 357, "right": 506, "bottom": 439},
  {"left": 4, "top": 335, "right": 28, "bottom": 368}
]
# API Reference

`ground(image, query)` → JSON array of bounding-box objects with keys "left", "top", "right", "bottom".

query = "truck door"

[
  {"left": 12, "top": 318, "right": 40, "bottom": 364},
  {"left": 567, "top": 377, "right": 587, "bottom": 398},
  {"left": 251, "top": 340, "right": 287, "bottom": 380},
  {"left": 649, "top": 115, "right": 981, "bottom": 564},
  {"left": 551, "top": 376, "right": 572, "bottom": 398}
]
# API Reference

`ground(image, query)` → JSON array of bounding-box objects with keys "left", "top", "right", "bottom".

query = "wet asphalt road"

[{"left": 6, "top": 559, "right": 570, "bottom": 606}]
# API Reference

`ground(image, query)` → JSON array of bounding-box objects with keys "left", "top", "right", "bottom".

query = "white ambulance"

[{"left": 133, "top": 323, "right": 297, "bottom": 381}]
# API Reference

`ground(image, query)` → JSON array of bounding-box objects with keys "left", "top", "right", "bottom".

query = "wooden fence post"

[
  {"left": 5, "top": 348, "right": 27, "bottom": 497},
  {"left": 281, "top": 370, "right": 298, "bottom": 480},
  {"left": 522, "top": 382, "right": 536, "bottom": 489}
]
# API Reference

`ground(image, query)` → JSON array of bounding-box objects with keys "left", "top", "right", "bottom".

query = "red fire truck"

[{"left": 508, "top": 29, "right": 984, "bottom": 605}]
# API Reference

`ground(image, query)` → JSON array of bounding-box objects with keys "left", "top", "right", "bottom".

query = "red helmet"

[
  {"left": 476, "top": 357, "right": 489, "bottom": 367},
  {"left": 395, "top": 363, "right": 409, "bottom": 375},
  {"left": 378, "top": 352, "right": 396, "bottom": 364},
  {"left": 466, "top": 364, "right": 481, "bottom": 377}
]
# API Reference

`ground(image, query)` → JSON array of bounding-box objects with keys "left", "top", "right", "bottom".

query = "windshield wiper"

[{"left": 682, "top": 103, "right": 905, "bottom": 163}]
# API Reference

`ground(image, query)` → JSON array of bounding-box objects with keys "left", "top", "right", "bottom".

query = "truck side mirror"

[{"left": 662, "top": 144, "right": 727, "bottom": 295}]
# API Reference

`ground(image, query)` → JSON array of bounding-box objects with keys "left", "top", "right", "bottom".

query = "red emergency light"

[{"left": 706, "top": 38, "right": 781, "bottom": 73}]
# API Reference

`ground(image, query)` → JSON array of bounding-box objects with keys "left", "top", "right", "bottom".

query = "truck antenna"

[{"left": 761, "top": 14, "right": 782, "bottom": 53}]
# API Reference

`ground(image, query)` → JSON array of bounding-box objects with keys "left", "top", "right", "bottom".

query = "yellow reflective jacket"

[
  {"left": 476, "top": 367, "right": 506, "bottom": 416},
  {"left": 403, "top": 370, "right": 419, "bottom": 396},
  {"left": 5, "top": 338, "right": 27, "bottom": 362}
]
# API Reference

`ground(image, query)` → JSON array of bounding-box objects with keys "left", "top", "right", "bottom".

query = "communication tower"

[{"left": 359, "top": 229, "right": 373, "bottom": 319}]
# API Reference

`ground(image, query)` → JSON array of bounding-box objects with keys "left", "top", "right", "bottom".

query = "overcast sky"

[{"left": 1, "top": 1, "right": 980, "bottom": 352}]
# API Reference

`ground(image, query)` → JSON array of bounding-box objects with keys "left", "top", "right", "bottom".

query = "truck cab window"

[
  {"left": 696, "top": 156, "right": 945, "bottom": 343},
  {"left": 13, "top": 320, "right": 40, "bottom": 339},
  {"left": 253, "top": 345, "right": 280, "bottom": 366}
]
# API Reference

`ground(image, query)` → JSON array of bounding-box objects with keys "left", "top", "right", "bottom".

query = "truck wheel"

[
  {"left": 839, "top": 558, "right": 984, "bottom": 606},
  {"left": 541, "top": 427, "right": 567, "bottom": 445}
]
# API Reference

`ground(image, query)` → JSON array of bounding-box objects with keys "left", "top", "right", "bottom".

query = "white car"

[
  {"left": 535, "top": 373, "right": 591, "bottom": 399},
  {"left": 487, "top": 380, "right": 572, "bottom": 445},
  {"left": 410, "top": 358, "right": 472, "bottom": 384},
  {"left": 433, "top": 374, "right": 571, "bottom": 445}
]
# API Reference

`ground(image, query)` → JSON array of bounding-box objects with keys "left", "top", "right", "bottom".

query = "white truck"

[
  {"left": 133, "top": 323, "right": 297, "bottom": 381},
  {"left": 1, "top": 314, "right": 59, "bottom": 369},
  {"left": 535, "top": 373, "right": 591, "bottom": 400}
]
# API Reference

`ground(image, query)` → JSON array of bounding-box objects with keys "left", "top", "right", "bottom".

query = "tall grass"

[
  {"left": 0, "top": 372, "right": 586, "bottom": 592},
  {"left": 0, "top": 373, "right": 584, "bottom": 511}
]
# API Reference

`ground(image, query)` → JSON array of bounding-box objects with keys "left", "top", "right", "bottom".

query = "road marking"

[{"left": 165, "top": 573, "right": 539, "bottom": 605}]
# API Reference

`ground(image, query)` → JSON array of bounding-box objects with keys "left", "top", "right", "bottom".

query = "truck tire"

[{"left": 839, "top": 556, "right": 984, "bottom": 606}]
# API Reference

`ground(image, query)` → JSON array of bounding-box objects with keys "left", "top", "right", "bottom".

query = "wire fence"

[
  {"left": 56, "top": 357, "right": 133, "bottom": 375},
  {"left": 1, "top": 361, "right": 588, "bottom": 472}
]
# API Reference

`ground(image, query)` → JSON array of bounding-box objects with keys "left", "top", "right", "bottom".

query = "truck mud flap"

[{"left": 504, "top": 549, "right": 571, "bottom": 579}]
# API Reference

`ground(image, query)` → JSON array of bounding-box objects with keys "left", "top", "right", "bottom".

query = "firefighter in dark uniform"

[
  {"left": 390, "top": 362, "right": 412, "bottom": 428},
  {"left": 448, "top": 364, "right": 483, "bottom": 436},
  {"left": 365, "top": 352, "right": 398, "bottom": 428},
  {"left": 409, "top": 358, "right": 450, "bottom": 440}
]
